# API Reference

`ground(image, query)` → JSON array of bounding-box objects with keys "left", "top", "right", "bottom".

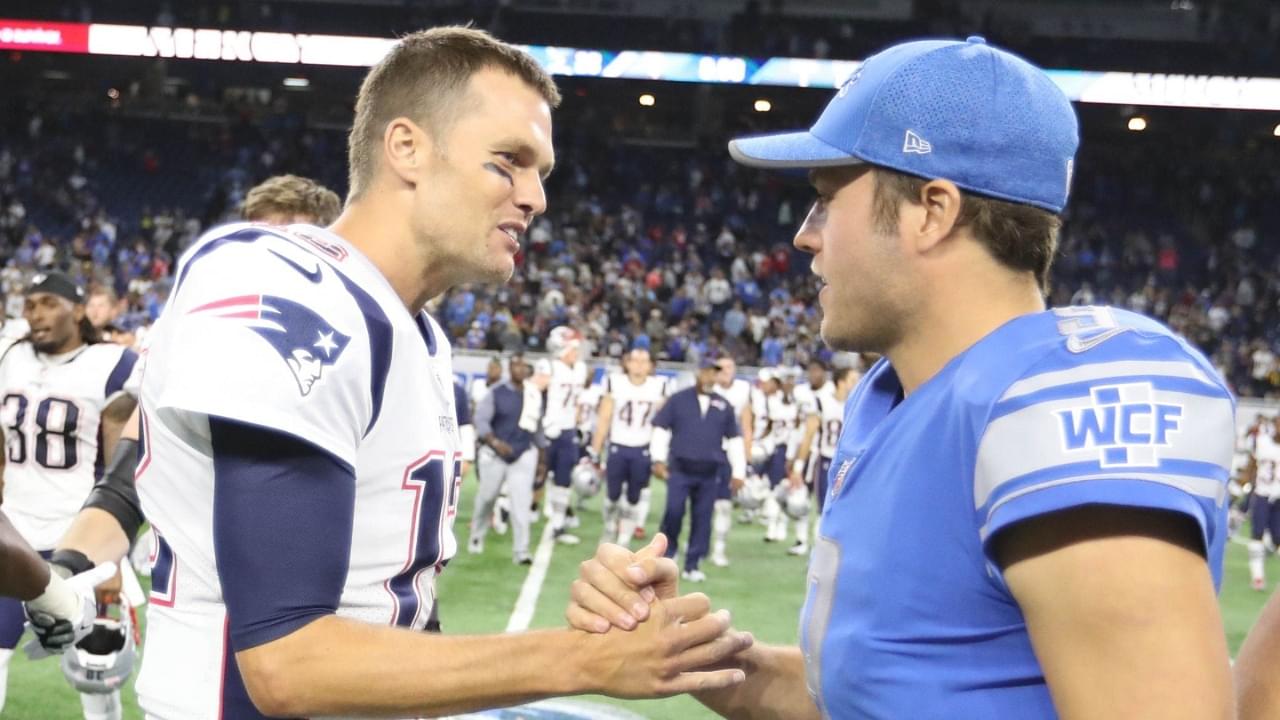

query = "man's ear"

[
  {"left": 382, "top": 117, "right": 433, "bottom": 187},
  {"left": 912, "top": 179, "right": 963, "bottom": 254}
]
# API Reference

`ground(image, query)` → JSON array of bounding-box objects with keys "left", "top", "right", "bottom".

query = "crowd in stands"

[{"left": 1, "top": 66, "right": 1278, "bottom": 399}]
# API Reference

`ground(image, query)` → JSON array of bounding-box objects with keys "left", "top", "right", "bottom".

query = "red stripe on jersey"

[{"left": 190, "top": 294, "right": 262, "bottom": 314}]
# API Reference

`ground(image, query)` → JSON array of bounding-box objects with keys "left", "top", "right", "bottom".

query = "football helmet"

[
  {"left": 546, "top": 326, "right": 583, "bottom": 357},
  {"left": 736, "top": 474, "right": 771, "bottom": 510},
  {"left": 571, "top": 461, "right": 602, "bottom": 499},
  {"left": 61, "top": 616, "right": 136, "bottom": 694},
  {"left": 780, "top": 484, "right": 811, "bottom": 520}
]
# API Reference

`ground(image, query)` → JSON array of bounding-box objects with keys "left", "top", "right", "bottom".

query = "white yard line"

[{"left": 505, "top": 521, "right": 558, "bottom": 632}]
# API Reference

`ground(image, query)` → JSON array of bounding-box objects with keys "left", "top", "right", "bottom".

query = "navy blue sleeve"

[
  {"left": 453, "top": 381, "right": 472, "bottom": 426},
  {"left": 104, "top": 348, "right": 140, "bottom": 397},
  {"left": 722, "top": 405, "right": 741, "bottom": 440},
  {"left": 652, "top": 392, "right": 675, "bottom": 430},
  {"left": 210, "top": 416, "right": 355, "bottom": 652}
]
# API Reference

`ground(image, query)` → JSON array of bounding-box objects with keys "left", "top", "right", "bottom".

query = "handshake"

[{"left": 563, "top": 534, "right": 756, "bottom": 699}]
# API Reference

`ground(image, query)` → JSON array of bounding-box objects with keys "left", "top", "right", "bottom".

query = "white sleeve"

[
  {"left": 725, "top": 436, "right": 746, "bottom": 479},
  {"left": 650, "top": 428, "right": 671, "bottom": 464},
  {"left": 146, "top": 239, "right": 371, "bottom": 467}
]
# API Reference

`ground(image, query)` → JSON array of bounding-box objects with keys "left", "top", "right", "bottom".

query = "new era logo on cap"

[{"left": 902, "top": 130, "right": 932, "bottom": 155}]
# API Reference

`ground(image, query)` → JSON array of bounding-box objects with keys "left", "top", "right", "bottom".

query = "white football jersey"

[
  {"left": 604, "top": 373, "right": 668, "bottom": 448},
  {"left": 577, "top": 381, "right": 603, "bottom": 435},
  {"left": 0, "top": 340, "right": 140, "bottom": 549},
  {"left": 543, "top": 359, "right": 587, "bottom": 439},
  {"left": 135, "top": 223, "right": 462, "bottom": 720},
  {"left": 716, "top": 377, "right": 752, "bottom": 419},
  {"left": 794, "top": 381, "right": 831, "bottom": 420},
  {"left": 1255, "top": 430, "right": 1280, "bottom": 500},
  {"left": 752, "top": 388, "right": 799, "bottom": 454},
  {"left": 814, "top": 387, "right": 846, "bottom": 459}
]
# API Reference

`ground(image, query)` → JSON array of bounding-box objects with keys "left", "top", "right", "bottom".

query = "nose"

[
  {"left": 514, "top": 171, "right": 547, "bottom": 219},
  {"left": 793, "top": 203, "right": 823, "bottom": 255}
]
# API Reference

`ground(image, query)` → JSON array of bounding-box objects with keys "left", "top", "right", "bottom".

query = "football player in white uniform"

[
  {"left": 787, "top": 366, "right": 859, "bottom": 555},
  {"left": 710, "top": 357, "right": 753, "bottom": 566},
  {"left": 591, "top": 348, "right": 667, "bottom": 544},
  {"left": 132, "top": 28, "right": 747, "bottom": 720},
  {"left": 0, "top": 272, "right": 141, "bottom": 718},
  {"left": 752, "top": 367, "right": 799, "bottom": 543},
  {"left": 22, "top": 175, "right": 346, "bottom": 659},
  {"left": 1249, "top": 417, "right": 1280, "bottom": 590},
  {"left": 539, "top": 325, "right": 589, "bottom": 544}
]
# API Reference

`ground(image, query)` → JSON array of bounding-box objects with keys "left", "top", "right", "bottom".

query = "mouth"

[{"left": 496, "top": 223, "right": 526, "bottom": 254}]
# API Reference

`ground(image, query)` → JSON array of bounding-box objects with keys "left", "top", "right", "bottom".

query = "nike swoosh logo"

[
  {"left": 268, "top": 249, "right": 323, "bottom": 283},
  {"left": 1066, "top": 327, "right": 1132, "bottom": 353}
]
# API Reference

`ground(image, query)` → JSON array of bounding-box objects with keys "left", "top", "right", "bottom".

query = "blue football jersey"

[{"left": 800, "top": 306, "right": 1235, "bottom": 719}]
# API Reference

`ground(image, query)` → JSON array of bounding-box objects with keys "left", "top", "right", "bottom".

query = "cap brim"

[{"left": 728, "top": 131, "right": 866, "bottom": 170}]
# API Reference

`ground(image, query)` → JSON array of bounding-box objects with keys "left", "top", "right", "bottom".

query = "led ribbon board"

[{"left": 3, "top": 18, "right": 1279, "bottom": 110}]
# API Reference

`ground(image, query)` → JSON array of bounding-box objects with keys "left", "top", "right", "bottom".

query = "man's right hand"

[{"left": 652, "top": 462, "right": 668, "bottom": 481}]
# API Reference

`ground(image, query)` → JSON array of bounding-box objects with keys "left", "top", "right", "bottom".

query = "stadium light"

[
  {"left": 282, "top": 77, "right": 310, "bottom": 88},
  {"left": 754, "top": 99, "right": 772, "bottom": 112},
  {"left": 638, "top": 93, "right": 655, "bottom": 107},
  {"left": 1128, "top": 116, "right": 1148, "bottom": 131}
]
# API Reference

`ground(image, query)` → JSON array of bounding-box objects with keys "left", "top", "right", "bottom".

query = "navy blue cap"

[
  {"left": 728, "top": 36, "right": 1079, "bottom": 213},
  {"left": 26, "top": 272, "right": 85, "bottom": 305}
]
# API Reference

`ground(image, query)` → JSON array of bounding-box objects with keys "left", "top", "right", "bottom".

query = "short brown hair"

[
  {"left": 242, "top": 174, "right": 342, "bottom": 225},
  {"left": 346, "top": 26, "right": 562, "bottom": 200},
  {"left": 871, "top": 168, "right": 1061, "bottom": 293}
]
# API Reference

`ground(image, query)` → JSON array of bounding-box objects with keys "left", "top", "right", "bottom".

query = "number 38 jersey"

[
  {"left": 135, "top": 223, "right": 462, "bottom": 720},
  {"left": 0, "top": 340, "right": 140, "bottom": 550}
]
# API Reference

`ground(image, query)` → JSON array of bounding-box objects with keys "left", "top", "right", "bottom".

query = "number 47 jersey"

[
  {"left": 0, "top": 341, "right": 141, "bottom": 550},
  {"left": 135, "top": 223, "right": 462, "bottom": 720}
]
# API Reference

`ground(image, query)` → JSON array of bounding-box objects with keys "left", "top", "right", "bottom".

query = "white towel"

[{"left": 519, "top": 383, "right": 542, "bottom": 433}]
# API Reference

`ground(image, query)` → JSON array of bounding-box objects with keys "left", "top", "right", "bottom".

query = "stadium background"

[{"left": 0, "top": 0, "right": 1278, "bottom": 717}]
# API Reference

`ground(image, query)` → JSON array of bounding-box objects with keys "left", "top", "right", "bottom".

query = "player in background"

[
  {"left": 710, "top": 357, "right": 753, "bottom": 567},
  {"left": 84, "top": 288, "right": 133, "bottom": 348},
  {"left": 791, "top": 360, "right": 831, "bottom": 432},
  {"left": 591, "top": 347, "right": 667, "bottom": 545},
  {"left": 649, "top": 359, "right": 747, "bottom": 582},
  {"left": 454, "top": 378, "right": 476, "bottom": 487},
  {"left": 470, "top": 357, "right": 510, "bottom": 533},
  {"left": 241, "top": 173, "right": 342, "bottom": 226},
  {"left": 574, "top": 369, "right": 604, "bottom": 512},
  {"left": 0, "top": 272, "right": 141, "bottom": 719},
  {"left": 1248, "top": 416, "right": 1280, "bottom": 590},
  {"left": 753, "top": 367, "right": 798, "bottom": 543},
  {"left": 540, "top": 325, "right": 588, "bottom": 544},
  {"left": 25, "top": 174, "right": 352, "bottom": 657},
  {"left": 132, "top": 28, "right": 749, "bottom": 719},
  {"left": 471, "top": 355, "right": 547, "bottom": 564},
  {"left": 787, "top": 366, "right": 859, "bottom": 555},
  {"left": 570, "top": 35, "right": 1235, "bottom": 719}
]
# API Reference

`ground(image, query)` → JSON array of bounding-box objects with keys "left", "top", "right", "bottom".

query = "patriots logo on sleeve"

[{"left": 189, "top": 294, "right": 352, "bottom": 396}]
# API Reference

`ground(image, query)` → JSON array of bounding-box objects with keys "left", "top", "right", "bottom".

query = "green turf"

[{"left": 3, "top": 476, "right": 1274, "bottom": 719}]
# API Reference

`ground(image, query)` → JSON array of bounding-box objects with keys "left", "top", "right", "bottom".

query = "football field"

[{"left": 2, "top": 474, "right": 1271, "bottom": 719}]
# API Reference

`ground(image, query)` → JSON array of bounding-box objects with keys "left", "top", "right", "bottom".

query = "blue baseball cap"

[{"left": 728, "top": 36, "right": 1079, "bottom": 213}]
